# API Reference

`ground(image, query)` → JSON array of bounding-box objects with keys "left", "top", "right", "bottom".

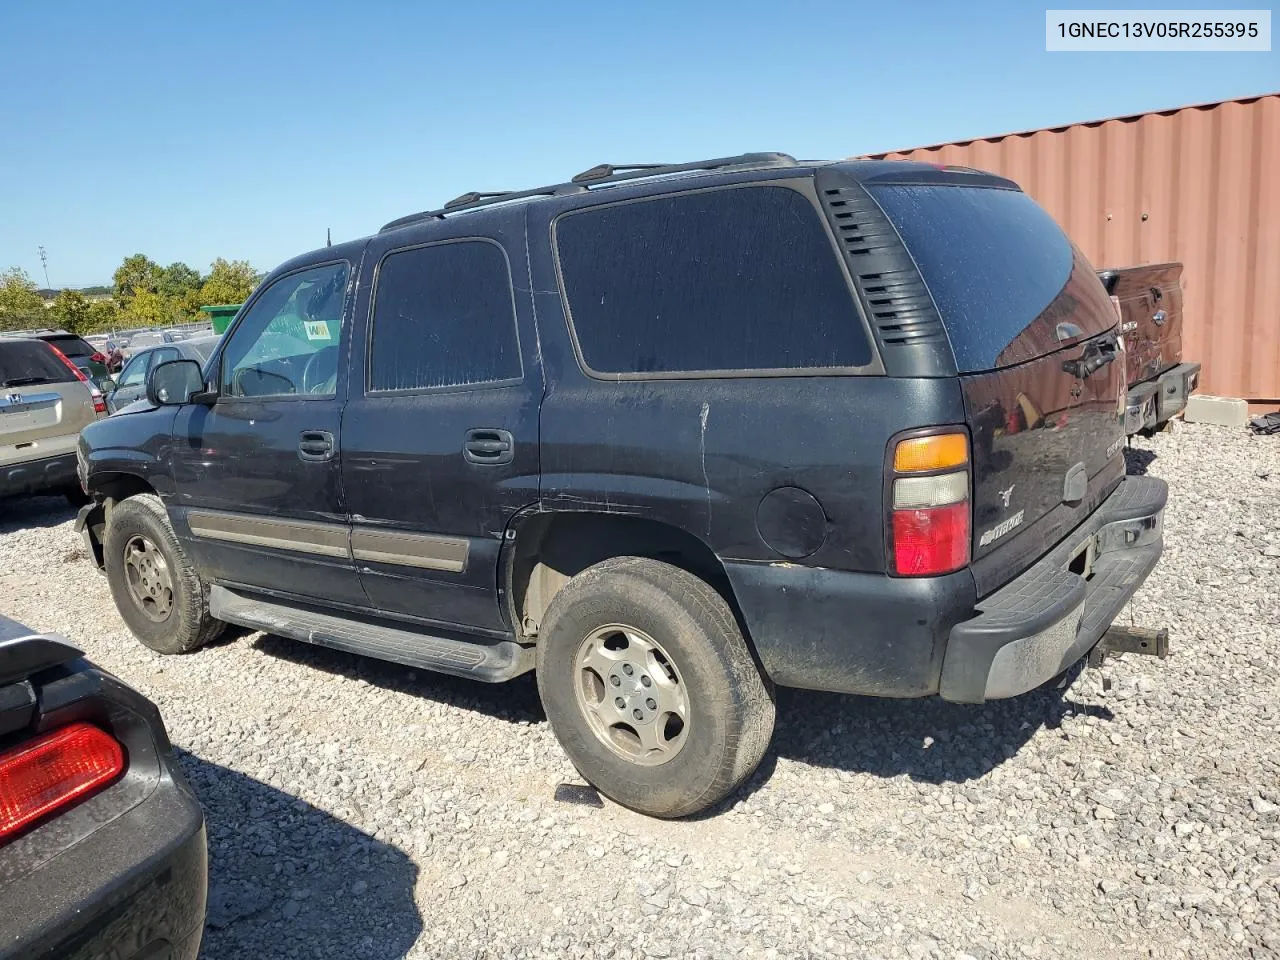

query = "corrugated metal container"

[{"left": 861, "top": 93, "right": 1280, "bottom": 402}]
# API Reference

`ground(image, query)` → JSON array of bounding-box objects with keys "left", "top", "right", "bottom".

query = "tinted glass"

[
  {"left": 868, "top": 185, "right": 1111, "bottom": 372},
  {"left": 369, "top": 241, "right": 521, "bottom": 392},
  {"left": 556, "top": 186, "right": 870, "bottom": 375},
  {"left": 221, "top": 263, "right": 348, "bottom": 398},
  {"left": 0, "top": 341, "right": 79, "bottom": 387},
  {"left": 186, "top": 340, "right": 217, "bottom": 365},
  {"left": 43, "top": 334, "right": 94, "bottom": 357}
]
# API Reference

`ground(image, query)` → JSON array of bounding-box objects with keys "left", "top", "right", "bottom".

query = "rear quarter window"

[
  {"left": 555, "top": 185, "right": 872, "bottom": 376},
  {"left": 868, "top": 184, "right": 1112, "bottom": 372}
]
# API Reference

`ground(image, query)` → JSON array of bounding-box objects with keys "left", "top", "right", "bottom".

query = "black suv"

[{"left": 76, "top": 153, "right": 1167, "bottom": 817}]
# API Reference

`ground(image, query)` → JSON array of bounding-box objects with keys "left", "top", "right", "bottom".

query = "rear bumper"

[
  {"left": 0, "top": 658, "right": 207, "bottom": 960},
  {"left": 0, "top": 453, "right": 77, "bottom": 498},
  {"left": 1126, "top": 362, "right": 1201, "bottom": 433},
  {"left": 0, "top": 778, "right": 208, "bottom": 960},
  {"left": 938, "top": 475, "right": 1167, "bottom": 703}
]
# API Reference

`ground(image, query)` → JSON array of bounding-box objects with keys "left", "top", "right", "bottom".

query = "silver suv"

[{"left": 0, "top": 338, "right": 104, "bottom": 504}]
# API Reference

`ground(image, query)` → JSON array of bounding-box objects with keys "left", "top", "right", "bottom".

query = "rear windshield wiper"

[{"left": 0, "top": 377, "right": 49, "bottom": 388}]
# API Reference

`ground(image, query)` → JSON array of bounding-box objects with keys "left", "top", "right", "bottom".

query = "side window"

[
  {"left": 152, "top": 348, "right": 180, "bottom": 366},
  {"left": 219, "top": 263, "right": 349, "bottom": 399},
  {"left": 117, "top": 353, "right": 150, "bottom": 387},
  {"left": 555, "top": 186, "right": 872, "bottom": 376},
  {"left": 369, "top": 240, "right": 521, "bottom": 392}
]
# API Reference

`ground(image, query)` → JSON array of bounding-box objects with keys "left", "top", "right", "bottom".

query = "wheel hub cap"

[
  {"left": 574, "top": 624, "right": 689, "bottom": 766},
  {"left": 123, "top": 534, "right": 174, "bottom": 622}
]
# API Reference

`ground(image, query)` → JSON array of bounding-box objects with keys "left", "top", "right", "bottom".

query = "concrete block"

[{"left": 1184, "top": 394, "right": 1249, "bottom": 428}]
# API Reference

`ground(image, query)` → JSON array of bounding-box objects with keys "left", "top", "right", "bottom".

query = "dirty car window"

[
  {"left": 555, "top": 186, "right": 870, "bottom": 376},
  {"left": 369, "top": 240, "right": 521, "bottom": 392}
]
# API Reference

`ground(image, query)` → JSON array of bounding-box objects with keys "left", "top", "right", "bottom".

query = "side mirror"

[
  {"left": 147, "top": 359, "right": 207, "bottom": 406},
  {"left": 100, "top": 377, "right": 116, "bottom": 392}
]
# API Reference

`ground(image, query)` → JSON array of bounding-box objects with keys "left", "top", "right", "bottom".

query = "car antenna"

[{"left": 326, "top": 228, "right": 332, "bottom": 248}]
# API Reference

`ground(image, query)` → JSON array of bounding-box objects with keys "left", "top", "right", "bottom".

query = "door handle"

[
  {"left": 298, "top": 430, "right": 335, "bottom": 462},
  {"left": 463, "top": 428, "right": 514, "bottom": 465}
]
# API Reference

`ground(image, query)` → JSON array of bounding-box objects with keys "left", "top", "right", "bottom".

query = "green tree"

[
  {"left": 112, "top": 254, "right": 162, "bottom": 301},
  {"left": 50, "top": 289, "right": 92, "bottom": 334},
  {"left": 86, "top": 299, "right": 120, "bottom": 333},
  {"left": 159, "top": 262, "right": 201, "bottom": 299},
  {"left": 0, "top": 267, "right": 48, "bottom": 331},
  {"left": 198, "top": 258, "right": 258, "bottom": 307},
  {"left": 121, "top": 288, "right": 174, "bottom": 327}
]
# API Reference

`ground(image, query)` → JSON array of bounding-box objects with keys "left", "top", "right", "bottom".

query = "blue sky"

[{"left": 1, "top": 1, "right": 1274, "bottom": 286}]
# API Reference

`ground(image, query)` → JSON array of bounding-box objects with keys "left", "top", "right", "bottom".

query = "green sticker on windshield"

[{"left": 303, "top": 320, "right": 331, "bottom": 341}]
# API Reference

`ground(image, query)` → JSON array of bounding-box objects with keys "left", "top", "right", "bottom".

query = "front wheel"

[
  {"left": 103, "top": 494, "right": 223, "bottom": 654},
  {"left": 536, "top": 557, "right": 775, "bottom": 818}
]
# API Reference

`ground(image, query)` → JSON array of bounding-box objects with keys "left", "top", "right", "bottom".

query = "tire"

[
  {"left": 104, "top": 494, "right": 224, "bottom": 655},
  {"left": 536, "top": 557, "right": 775, "bottom": 818}
]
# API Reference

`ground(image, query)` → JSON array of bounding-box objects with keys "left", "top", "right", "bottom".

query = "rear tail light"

[
  {"left": 888, "top": 431, "right": 971, "bottom": 576},
  {"left": 0, "top": 723, "right": 125, "bottom": 844},
  {"left": 90, "top": 351, "right": 106, "bottom": 364},
  {"left": 90, "top": 388, "right": 107, "bottom": 415}
]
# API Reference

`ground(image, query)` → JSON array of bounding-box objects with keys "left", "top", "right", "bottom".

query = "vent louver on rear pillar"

[{"left": 815, "top": 170, "right": 954, "bottom": 377}]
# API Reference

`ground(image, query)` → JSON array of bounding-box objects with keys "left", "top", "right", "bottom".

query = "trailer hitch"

[{"left": 1088, "top": 625, "right": 1170, "bottom": 667}]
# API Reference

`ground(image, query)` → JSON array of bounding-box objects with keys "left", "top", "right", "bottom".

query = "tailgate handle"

[{"left": 1062, "top": 336, "right": 1118, "bottom": 379}]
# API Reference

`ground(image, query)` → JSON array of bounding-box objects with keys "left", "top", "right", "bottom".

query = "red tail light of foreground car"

[{"left": 0, "top": 722, "right": 125, "bottom": 844}]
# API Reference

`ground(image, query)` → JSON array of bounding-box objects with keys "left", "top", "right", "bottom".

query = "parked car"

[
  {"left": 103, "top": 335, "right": 221, "bottom": 414},
  {"left": 1097, "top": 263, "right": 1201, "bottom": 434},
  {"left": 119, "top": 331, "right": 176, "bottom": 359},
  {"left": 0, "top": 329, "right": 109, "bottom": 386},
  {"left": 0, "top": 338, "right": 105, "bottom": 505},
  {"left": 0, "top": 614, "right": 207, "bottom": 959},
  {"left": 75, "top": 153, "right": 1169, "bottom": 818}
]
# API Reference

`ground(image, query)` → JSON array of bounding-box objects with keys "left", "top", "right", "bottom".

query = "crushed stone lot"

[{"left": 1, "top": 422, "right": 1278, "bottom": 960}]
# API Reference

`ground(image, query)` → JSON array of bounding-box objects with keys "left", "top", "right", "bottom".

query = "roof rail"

[{"left": 379, "top": 152, "right": 797, "bottom": 233}]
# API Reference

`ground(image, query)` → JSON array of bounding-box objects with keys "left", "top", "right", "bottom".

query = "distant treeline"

[{"left": 1, "top": 255, "right": 261, "bottom": 334}]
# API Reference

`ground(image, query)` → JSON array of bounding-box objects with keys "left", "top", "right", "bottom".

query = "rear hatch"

[
  {"left": 868, "top": 183, "right": 1126, "bottom": 594},
  {"left": 1097, "top": 262, "right": 1184, "bottom": 387},
  {"left": 0, "top": 340, "right": 96, "bottom": 466}
]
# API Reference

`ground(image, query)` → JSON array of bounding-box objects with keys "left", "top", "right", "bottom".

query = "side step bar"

[{"left": 209, "top": 585, "right": 534, "bottom": 683}]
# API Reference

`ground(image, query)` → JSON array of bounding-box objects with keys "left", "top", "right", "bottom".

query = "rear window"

[
  {"left": 0, "top": 341, "right": 79, "bottom": 387},
  {"left": 868, "top": 184, "right": 1112, "bottom": 372},
  {"left": 42, "top": 334, "right": 94, "bottom": 358},
  {"left": 556, "top": 186, "right": 871, "bottom": 376}
]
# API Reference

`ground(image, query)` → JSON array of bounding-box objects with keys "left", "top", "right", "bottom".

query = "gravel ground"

[{"left": 1, "top": 422, "right": 1277, "bottom": 960}]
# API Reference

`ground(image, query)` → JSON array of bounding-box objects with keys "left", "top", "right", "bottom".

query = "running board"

[{"left": 209, "top": 585, "right": 533, "bottom": 683}]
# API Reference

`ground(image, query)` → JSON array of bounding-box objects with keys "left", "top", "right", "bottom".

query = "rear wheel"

[
  {"left": 104, "top": 494, "right": 223, "bottom": 654},
  {"left": 536, "top": 557, "right": 774, "bottom": 818}
]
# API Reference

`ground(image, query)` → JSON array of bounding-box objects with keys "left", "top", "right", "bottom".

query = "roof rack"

[{"left": 380, "top": 152, "right": 797, "bottom": 233}]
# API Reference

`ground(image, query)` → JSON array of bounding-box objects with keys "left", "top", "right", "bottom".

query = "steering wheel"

[{"left": 301, "top": 345, "right": 338, "bottom": 395}]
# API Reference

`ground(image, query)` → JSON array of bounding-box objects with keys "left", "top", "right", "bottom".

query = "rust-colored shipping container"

[{"left": 861, "top": 93, "right": 1280, "bottom": 403}]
